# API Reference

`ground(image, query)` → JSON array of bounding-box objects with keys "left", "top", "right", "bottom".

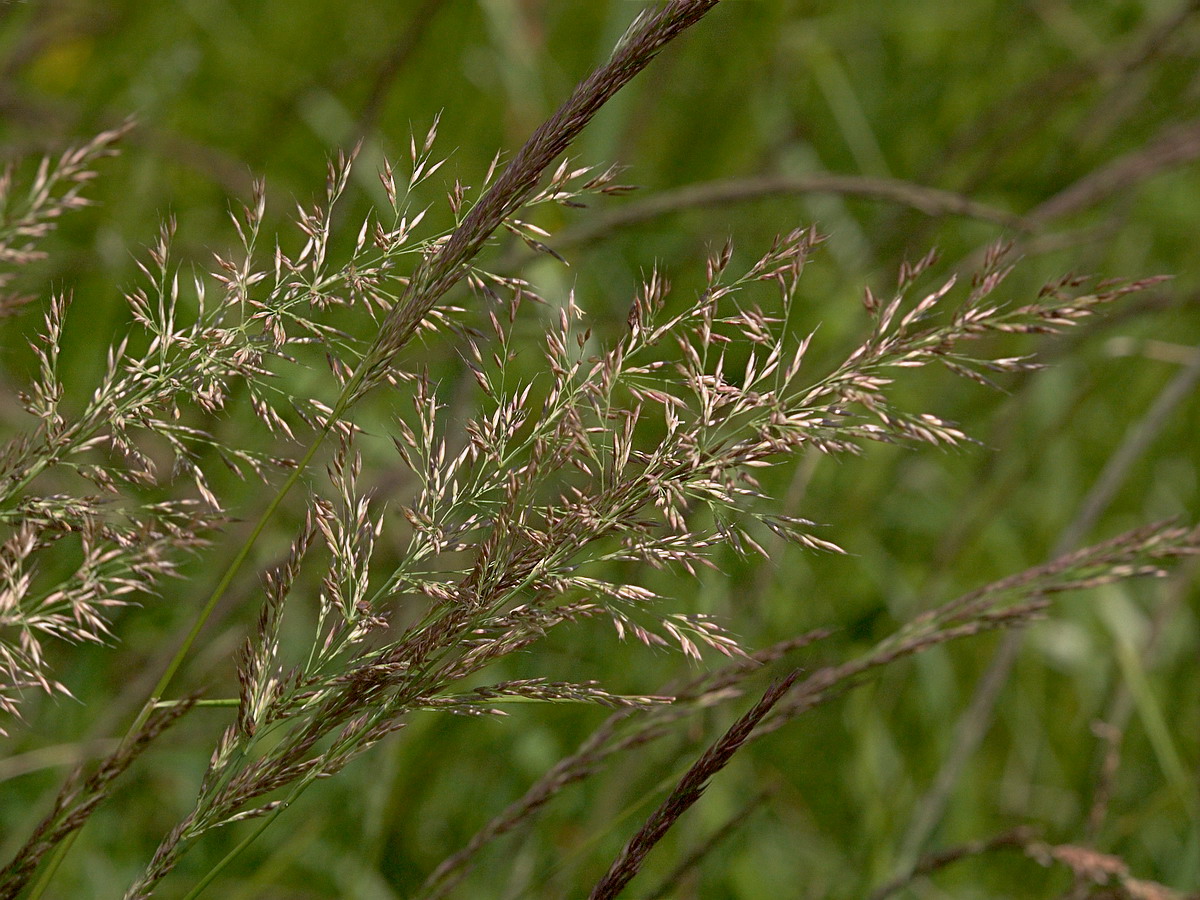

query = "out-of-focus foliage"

[{"left": 0, "top": 1, "right": 1197, "bottom": 897}]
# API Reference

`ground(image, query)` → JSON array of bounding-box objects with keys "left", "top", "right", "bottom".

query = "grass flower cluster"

[{"left": 1, "top": 3, "right": 1196, "bottom": 898}]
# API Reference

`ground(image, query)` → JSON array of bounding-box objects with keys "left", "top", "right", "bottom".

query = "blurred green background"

[{"left": 1, "top": 1, "right": 1198, "bottom": 897}]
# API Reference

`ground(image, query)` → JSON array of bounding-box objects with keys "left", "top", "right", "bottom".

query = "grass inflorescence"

[{"left": 1, "top": 3, "right": 1197, "bottom": 898}]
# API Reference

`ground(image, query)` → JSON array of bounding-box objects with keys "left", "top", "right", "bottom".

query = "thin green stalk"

[
  {"left": 154, "top": 699, "right": 239, "bottom": 709},
  {"left": 131, "top": 418, "right": 337, "bottom": 738},
  {"left": 180, "top": 772, "right": 315, "bottom": 900},
  {"left": 182, "top": 691, "right": 406, "bottom": 899}
]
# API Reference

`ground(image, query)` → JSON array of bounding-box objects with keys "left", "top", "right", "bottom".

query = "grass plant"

[{"left": 1, "top": 2, "right": 1198, "bottom": 898}]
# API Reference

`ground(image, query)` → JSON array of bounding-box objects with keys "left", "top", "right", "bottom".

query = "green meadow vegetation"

[{"left": 0, "top": 2, "right": 1198, "bottom": 897}]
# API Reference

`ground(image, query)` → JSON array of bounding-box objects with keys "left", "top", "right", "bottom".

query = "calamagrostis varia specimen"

[{"left": 1, "top": 3, "right": 1196, "bottom": 897}]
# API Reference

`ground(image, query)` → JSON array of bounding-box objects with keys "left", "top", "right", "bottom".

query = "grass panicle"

[{"left": 0, "top": 3, "right": 1196, "bottom": 898}]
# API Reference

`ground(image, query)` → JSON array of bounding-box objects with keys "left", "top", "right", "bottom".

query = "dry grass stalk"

[
  {"left": 758, "top": 521, "right": 1200, "bottom": 735},
  {"left": 587, "top": 671, "right": 801, "bottom": 900},
  {"left": 643, "top": 789, "right": 772, "bottom": 900},
  {"left": 867, "top": 825, "right": 1200, "bottom": 900},
  {"left": 542, "top": 173, "right": 1030, "bottom": 257},
  {"left": 416, "top": 630, "right": 831, "bottom": 899},
  {"left": 866, "top": 827, "right": 1037, "bottom": 900}
]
